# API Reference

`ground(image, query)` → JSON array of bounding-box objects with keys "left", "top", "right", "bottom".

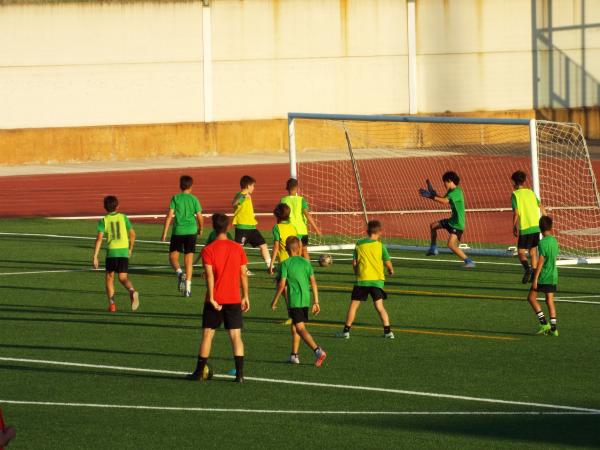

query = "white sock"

[
  {"left": 186, "top": 280, "right": 192, "bottom": 291},
  {"left": 176, "top": 268, "right": 183, "bottom": 275}
]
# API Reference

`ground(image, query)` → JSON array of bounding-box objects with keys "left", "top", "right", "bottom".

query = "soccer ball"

[
  {"left": 202, "top": 363, "right": 213, "bottom": 380},
  {"left": 318, "top": 254, "right": 333, "bottom": 267}
]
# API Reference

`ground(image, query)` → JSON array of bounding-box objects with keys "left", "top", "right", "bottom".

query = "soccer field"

[{"left": 1, "top": 218, "right": 599, "bottom": 449}]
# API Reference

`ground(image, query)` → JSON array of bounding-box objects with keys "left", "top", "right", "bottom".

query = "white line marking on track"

[
  {"left": 0, "top": 400, "right": 597, "bottom": 415},
  {"left": 1, "top": 357, "right": 598, "bottom": 413}
]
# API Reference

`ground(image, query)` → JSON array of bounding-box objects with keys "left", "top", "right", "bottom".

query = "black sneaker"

[
  {"left": 234, "top": 376, "right": 244, "bottom": 383},
  {"left": 522, "top": 267, "right": 533, "bottom": 284},
  {"left": 186, "top": 370, "right": 203, "bottom": 381},
  {"left": 178, "top": 273, "right": 186, "bottom": 292}
]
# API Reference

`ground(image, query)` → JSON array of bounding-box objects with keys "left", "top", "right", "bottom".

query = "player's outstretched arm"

[
  {"left": 161, "top": 209, "right": 174, "bottom": 241},
  {"left": 304, "top": 210, "right": 322, "bottom": 236},
  {"left": 531, "top": 255, "right": 545, "bottom": 290},
  {"left": 310, "top": 275, "right": 320, "bottom": 315},
  {"left": 240, "top": 264, "right": 250, "bottom": 312},
  {"left": 269, "top": 242, "right": 279, "bottom": 275},
  {"left": 128, "top": 228, "right": 136, "bottom": 257},
  {"left": 385, "top": 260, "right": 394, "bottom": 276},
  {"left": 271, "top": 278, "right": 286, "bottom": 310},
  {"left": 205, "top": 265, "right": 221, "bottom": 311},
  {"left": 92, "top": 232, "right": 103, "bottom": 269}
]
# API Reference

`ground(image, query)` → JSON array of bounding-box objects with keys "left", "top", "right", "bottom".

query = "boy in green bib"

[
  {"left": 511, "top": 171, "right": 546, "bottom": 283},
  {"left": 280, "top": 178, "right": 321, "bottom": 259},
  {"left": 92, "top": 196, "right": 139, "bottom": 313},
  {"left": 271, "top": 236, "right": 327, "bottom": 367},
  {"left": 528, "top": 216, "right": 559, "bottom": 336}
]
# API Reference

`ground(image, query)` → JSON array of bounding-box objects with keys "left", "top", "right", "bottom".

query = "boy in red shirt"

[{"left": 187, "top": 213, "right": 250, "bottom": 383}]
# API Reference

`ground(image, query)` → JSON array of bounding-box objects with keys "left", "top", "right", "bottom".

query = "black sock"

[
  {"left": 550, "top": 317, "right": 557, "bottom": 331},
  {"left": 536, "top": 310, "right": 547, "bottom": 325},
  {"left": 521, "top": 260, "right": 531, "bottom": 270},
  {"left": 234, "top": 356, "right": 244, "bottom": 378},
  {"left": 195, "top": 356, "right": 207, "bottom": 375},
  {"left": 343, "top": 325, "right": 351, "bottom": 333},
  {"left": 384, "top": 326, "right": 391, "bottom": 334}
]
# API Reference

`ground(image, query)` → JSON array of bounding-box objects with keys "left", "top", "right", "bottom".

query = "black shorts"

[
  {"left": 440, "top": 219, "right": 463, "bottom": 241},
  {"left": 533, "top": 284, "right": 557, "bottom": 294},
  {"left": 202, "top": 303, "right": 243, "bottom": 330},
  {"left": 300, "top": 235, "right": 309, "bottom": 246},
  {"left": 169, "top": 234, "right": 197, "bottom": 254},
  {"left": 518, "top": 232, "right": 540, "bottom": 250},
  {"left": 235, "top": 228, "right": 266, "bottom": 248},
  {"left": 351, "top": 286, "right": 387, "bottom": 302},
  {"left": 105, "top": 257, "right": 128, "bottom": 273},
  {"left": 288, "top": 307, "right": 309, "bottom": 324}
]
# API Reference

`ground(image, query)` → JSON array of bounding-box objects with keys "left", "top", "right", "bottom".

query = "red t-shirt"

[{"left": 202, "top": 239, "right": 248, "bottom": 304}]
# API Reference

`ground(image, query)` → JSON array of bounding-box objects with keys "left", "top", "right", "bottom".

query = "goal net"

[{"left": 288, "top": 113, "right": 600, "bottom": 264}]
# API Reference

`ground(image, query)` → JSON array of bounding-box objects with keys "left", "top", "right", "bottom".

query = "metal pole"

[
  {"left": 288, "top": 118, "right": 297, "bottom": 178},
  {"left": 344, "top": 129, "right": 369, "bottom": 226},
  {"left": 529, "top": 119, "right": 541, "bottom": 198}
]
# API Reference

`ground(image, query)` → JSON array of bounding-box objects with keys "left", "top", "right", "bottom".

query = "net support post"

[
  {"left": 288, "top": 117, "right": 297, "bottom": 178},
  {"left": 529, "top": 119, "right": 541, "bottom": 198}
]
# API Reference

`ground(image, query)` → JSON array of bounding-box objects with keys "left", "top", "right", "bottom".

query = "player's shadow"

[{"left": 328, "top": 413, "right": 600, "bottom": 447}]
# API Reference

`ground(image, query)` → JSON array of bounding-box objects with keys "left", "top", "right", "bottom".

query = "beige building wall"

[
  {"left": 1, "top": 0, "right": 599, "bottom": 165},
  {"left": 0, "top": 2, "right": 204, "bottom": 129}
]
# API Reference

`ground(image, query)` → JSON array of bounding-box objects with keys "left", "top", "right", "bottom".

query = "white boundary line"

[
  {"left": 0, "top": 400, "right": 597, "bottom": 416},
  {"left": 0, "top": 357, "right": 598, "bottom": 413}
]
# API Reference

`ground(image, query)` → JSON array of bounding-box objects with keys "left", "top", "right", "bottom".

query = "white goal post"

[{"left": 287, "top": 112, "right": 600, "bottom": 265}]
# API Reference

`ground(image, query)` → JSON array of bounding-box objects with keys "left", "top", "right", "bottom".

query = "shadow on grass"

[{"left": 327, "top": 414, "right": 600, "bottom": 448}]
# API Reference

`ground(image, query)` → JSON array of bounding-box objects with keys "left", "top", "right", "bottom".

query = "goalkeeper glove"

[
  {"left": 426, "top": 179, "right": 437, "bottom": 197},
  {"left": 419, "top": 188, "right": 435, "bottom": 199}
]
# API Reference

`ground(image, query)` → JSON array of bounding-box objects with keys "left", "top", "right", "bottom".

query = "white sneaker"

[
  {"left": 246, "top": 269, "right": 254, "bottom": 276},
  {"left": 288, "top": 354, "right": 300, "bottom": 364},
  {"left": 183, "top": 290, "right": 191, "bottom": 298},
  {"left": 335, "top": 331, "right": 350, "bottom": 339},
  {"left": 383, "top": 332, "right": 395, "bottom": 339}
]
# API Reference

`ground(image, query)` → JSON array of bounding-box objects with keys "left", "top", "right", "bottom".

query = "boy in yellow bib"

[
  {"left": 336, "top": 220, "right": 394, "bottom": 339},
  {"left": 92, "top": 196, "right": 139, "bottom": 313},
  {"left": 280, "top": 178, "right": 321, "bottom": 259},
  {"left": 232, "top": 175, "right": 271, "bottom": 270},
  {"left": 511, "top": 171, "right": 546, "bottom": 283}
]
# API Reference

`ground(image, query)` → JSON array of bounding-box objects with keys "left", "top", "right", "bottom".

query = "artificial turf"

[{"left": 0, "top": 218, "right": 599, "bottom": 449}]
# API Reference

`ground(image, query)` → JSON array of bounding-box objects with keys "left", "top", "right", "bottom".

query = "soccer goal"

[{"left": 288, "top": 112, "right": 600, "bottom": 265}]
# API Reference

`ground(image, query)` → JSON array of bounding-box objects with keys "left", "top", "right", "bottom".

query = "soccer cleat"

[
  {"left": 183, "top": 289, "right": 192, "bottom": 298},
  {"left": 335, "top": 331, "right": 350, "bottom": 339},
  {"left": 283, "top": 318, "right": 292, "bottom": 325},
  {"left": 425, "top": 249, "right": 439, "bottom": 256},
  {"left": 383, "top": 332, "right": 395, "bottom": 339},
  {"left": 288, "top": 354, "right": 300, "bottom": 364},
  {"left": 522, "top": 267, "right": 533, "bottom": 284},
  {"left": 130, "top": 290, "right": 139, "bottom": 311},
  {"left": 246, "top": 269, "right": 254, "bottom": 276},
  {"left": 108, "top": 303, "right": 117, "bottom": 313},
  {"left": 536, "top": 323, "right": 551, "bottom": 335},
  {"left": 464, "top": 261, "right": 476, "bottom": 269},
  {"left": 177, "top": 273, "right": 186, "bottom": 292},
  {"left": 548, "top": 329, "right": 559, "bottom": 337},
  {"left": 314, "top": 348, "right": 327, "bottom": 367},
  {"left": 234, "top": 376, "right": 245, "bottom": 383},
  {"left": 185, "top": 370, "right": 204, "bottom": 381}
]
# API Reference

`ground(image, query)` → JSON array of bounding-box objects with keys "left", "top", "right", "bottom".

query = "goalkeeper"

[{"left": 419, "top": 171, "right": 475, "bottom": 268}]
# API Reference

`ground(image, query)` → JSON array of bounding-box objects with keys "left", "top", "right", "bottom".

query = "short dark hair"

[
  {"left": 240, "top": 175, "right": 256, "bottom": 189},
  {"left": 103, "top": 195, "right": 118, "bottom": 212},
  {"left": 180, "top": 175, "right": 193, "bottom": 190},
  {"left": 273, "top": 203, "right": 291, "bottom": 221},
  {"left": 442, "top": 171, "right": 460, "bottom": 185},
  {"left": 539, "top": 215, "right": 553, "bottom": 233},
  {"left": 285, "top": 235, "right": 301, "bottom": 254},
  {"left": 212, "top": 213, "right": 229, "bottom": 235},
  {"left": 367, "top": 220, "right": 382, "bottom": 235},
  {"left": 286, "top": 178, "right": 298, "bottom": 191},
  {"left": 511, "top": 171, "right": 527, "bottom": 185}
]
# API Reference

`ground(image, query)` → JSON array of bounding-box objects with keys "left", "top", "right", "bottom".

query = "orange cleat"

[{"left": 108, "top": 303, "right": 117, "bottom": 313}]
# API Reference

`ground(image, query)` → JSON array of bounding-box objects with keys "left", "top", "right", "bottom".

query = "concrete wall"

[{"left": 1, "top": 0, "right": 599, "bottom": 165}]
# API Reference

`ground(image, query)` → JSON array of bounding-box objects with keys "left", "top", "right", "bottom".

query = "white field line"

[
  {"left": 0, "top": 400, "right": 597, "bottom": 416},
  {"left": 0, "top": 357, "right": 598, "bottom": 413}
]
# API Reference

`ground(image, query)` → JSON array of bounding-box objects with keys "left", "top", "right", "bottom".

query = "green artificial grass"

[{"left": 0, "top": 218, "right": 599, "bottom": 449}]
